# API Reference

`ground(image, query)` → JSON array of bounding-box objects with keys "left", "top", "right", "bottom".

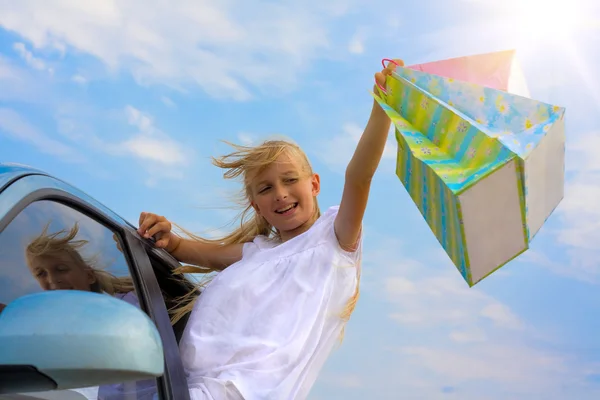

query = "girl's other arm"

[
  {"left": 334, "top": 59, "right": 403, "bottom": 251},
  {"left": 169, "top": 238, "right": 243, "bottom": 271},
  {"left": 138, "top": 212, "right": 243, "bottom": 271}
]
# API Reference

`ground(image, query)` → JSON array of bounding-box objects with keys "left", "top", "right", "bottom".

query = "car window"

[{"left": 0, "top": 200, "right": 160, "bottom": 400}]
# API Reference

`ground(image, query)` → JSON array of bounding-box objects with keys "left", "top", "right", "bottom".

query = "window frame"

[{"left": 0, "top": 173, "right": 190, "bottom": 400}]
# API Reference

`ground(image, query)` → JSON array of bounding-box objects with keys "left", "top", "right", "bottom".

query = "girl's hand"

[
  {"left": 138, "top": 212, "right": 181, "bottom": 252},
  {"left": 374, "top": 58, "right": 404, "bottom": 92}
]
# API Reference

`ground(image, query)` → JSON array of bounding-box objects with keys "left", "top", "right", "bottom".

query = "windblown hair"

[
  {"left": 169, "top": 139, "right": 361, "bottom": 341},
  {"left": 26, "top": 222, "right": 135, "bottom": 295}
]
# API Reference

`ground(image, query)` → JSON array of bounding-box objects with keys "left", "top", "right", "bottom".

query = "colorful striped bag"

[{"left": 373, "top": 51, "right": 566, "bottom": 286}]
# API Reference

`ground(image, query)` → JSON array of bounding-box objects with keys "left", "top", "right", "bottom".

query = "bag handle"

[{"left": 375, "top": 58, "right": 403, "bottom": 93}]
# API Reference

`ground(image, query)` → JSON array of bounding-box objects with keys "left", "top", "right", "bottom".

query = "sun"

[
  {"left": 494, "top": 0, "right": 600, "bottom": 109},
  {"left": 492, "top": 0, "right": 597, "bottom": 62},
  {"left": 513, "top": 0, "right": 583, "bottom": 41}
]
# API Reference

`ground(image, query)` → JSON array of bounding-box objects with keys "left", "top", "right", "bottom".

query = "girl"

[{"left": 138, "top": 60, "right": 403, "bottom": 400}]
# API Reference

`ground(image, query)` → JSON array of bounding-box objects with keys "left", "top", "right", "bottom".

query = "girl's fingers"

[
  {"left": 139, "top": 212, "right": 147, "bottom": 226},
  {"left": 146, "top": 221, "right": 170, "bottom": 238},
  {"left": 138, "top": 215, "right": 153, "bottom": 234},
  {"left": 375, "top": 58, "right": 405, "bottom": 88},
  {"left": 374, "top": 71, "right": 386, "bottom": 85},
  {"left": 383, "top": 59, "right": 404, "bottom": 74}
]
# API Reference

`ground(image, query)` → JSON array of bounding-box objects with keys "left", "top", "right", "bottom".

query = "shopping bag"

[
  {"left": 406, "top": 49, "right": 530, "bottom": 97},
  {"left": 373, "top": 54, "right": 566, "bottom": 286}
]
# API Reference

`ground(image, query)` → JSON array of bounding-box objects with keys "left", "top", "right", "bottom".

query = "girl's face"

[
  {"left": 249, "top": 152, "right": 320, "bottom": 241},
  {"left": 28, "top": 252, "right": 96, "bottom": 291}
]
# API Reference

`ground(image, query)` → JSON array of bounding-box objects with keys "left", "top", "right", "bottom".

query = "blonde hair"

[
  {"left": 169, "top": 139, "right": 361, "bottom": 341},
  {"left": 26, "top": 222, "right": 135, "bottom": 295}
]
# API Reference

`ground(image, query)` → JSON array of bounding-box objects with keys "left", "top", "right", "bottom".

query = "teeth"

[{"left": 277, "top": 204, "right": 295, "bottom": 213}]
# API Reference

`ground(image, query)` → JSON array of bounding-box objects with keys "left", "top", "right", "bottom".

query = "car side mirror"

[{"left": 0, "top": 290, "right": 164, "bottom": 395}]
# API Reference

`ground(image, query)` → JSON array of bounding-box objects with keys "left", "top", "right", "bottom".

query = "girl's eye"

[
  {"left": 56, "top": 264, "right": 70, "bottom": 272},
  {"left": 286, "top": 178, "right": 298, "bottom": 183},
  {"left": 258, "top": 186, "right": 271, "bottom": 194}
]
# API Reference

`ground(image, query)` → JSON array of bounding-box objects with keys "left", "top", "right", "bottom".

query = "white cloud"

[
  {"left": 354, "top": 236, "right": 600, "bottom": 398},
  {"left": 161, "top": 96, "right": 176, "bottom": 108},
  {"left": 0, "top": 56, "right": 20, "bottom": 80},
  {"left": 0, "top": 107, "right": 81, "bottom": 161},
  {"left": 385, "top": 270, "right": 524, "bottom": 332},
  {"left": 522, "top": 249, "right": 600, "bottom": 284},
  {"left": 369, "top": 240, "right": 520, "bottom": 337},
  {"left": 237, "top": 132, "right": 257, "bottom": 146},
  {"left": 121, "top": 106, "right": 190, "bottom": 167},
  {"left": 122, "top": 135, "right": 187, "bottom": 166},
  {"left": 449, "top": 328, "right": 487, "bottom": 343},
  {"left": 480, "top": 303, "right": 522, "bottom": 330},
  {"left": 140, "top": 166, "right": 186, "bottom": 187},
  {"left": 566, "top": 132, "right": 600, "bottom": 174},
  {"left": 0, "top": 0, "right": 355, "bottom": 100},
  {"left": 385, "top": 15, "right": 402, "bottom": 31},
  {"left": 395, "top": 343, "right": 567, "bottom": 387},
  {"left": 556, "top": 180, "right": 600, "bottom": 251},
  {"left": 234, "top": 132, "right": 299, "bottom": 148},
  {"left": 320, "top": 373, "right": 363, "bottom": 389},
  {"left": 54, "top": 105, "right": 191, "bottom": 185},
  {"left": 0, "top": 56, "right": 52, "bottom": 103},
  {"left": 57, "top": 105, "right": 190, "bottom": 167},
  {"left": 315, "top": 123, "right": 396, "bottom": 173},
  {"left": 516, "top": 132, "right": 600, "bottom": 283},
  {"left": 347, "top": 28, "right": 367, "bottom": 55},
  {"left": 530, "top": 130, "right": 600, "bottom": 282},
  {"left": 126, "top": 106, "right": 154, "bottom": 132},
  {"left": 13, "top": 42, "right": 52, "bottom": 74},
  {"left": 71, "top": 74, "right": 87, "bottom": 85}
]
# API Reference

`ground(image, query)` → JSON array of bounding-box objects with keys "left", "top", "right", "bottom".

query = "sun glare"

[
  {"left": 506, "top": 0, "right": 600, "bottom": 125},
  {"left": 514, "top": 0, "right": 582, "bottom": 40}
]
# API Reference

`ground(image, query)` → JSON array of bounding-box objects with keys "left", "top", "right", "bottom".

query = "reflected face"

[{"left": 28, "top": 252, "right": 96, "bottom": 291}]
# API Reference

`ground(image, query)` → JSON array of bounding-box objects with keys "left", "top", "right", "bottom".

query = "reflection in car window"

[{"left": 0, "top": 200, "right": 160, "bottom": 400}]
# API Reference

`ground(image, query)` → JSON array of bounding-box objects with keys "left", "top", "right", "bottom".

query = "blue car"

[{"left": 0, "top": 163, "right": 194, "bottom": 400}]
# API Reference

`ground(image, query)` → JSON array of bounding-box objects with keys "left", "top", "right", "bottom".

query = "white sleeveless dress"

[{"left": 179, "top": 205, "right": 362, "bottom": 400}]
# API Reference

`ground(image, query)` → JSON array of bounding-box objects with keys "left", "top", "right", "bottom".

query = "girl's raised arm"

[{"left": 334, "top": 60, "right": 403, "bottom": 251}]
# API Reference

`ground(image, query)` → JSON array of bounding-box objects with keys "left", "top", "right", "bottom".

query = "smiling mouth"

[{"left": 275, "top": 203, "right": 298, "bottom": 214}]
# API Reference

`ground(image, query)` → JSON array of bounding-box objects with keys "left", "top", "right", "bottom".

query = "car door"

[
  {"left": 0, "top": 170, "right": 190, "bottom": 400},
  {"left": 141, "top": 243, "right": 198, "bottom": 346}
]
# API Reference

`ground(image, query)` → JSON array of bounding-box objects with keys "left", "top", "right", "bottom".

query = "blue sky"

[{"left": 1, "top": 0, "right": 599, "bottom": 399}]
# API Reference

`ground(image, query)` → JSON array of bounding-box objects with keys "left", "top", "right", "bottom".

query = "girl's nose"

[
  {"left": 274, "top": 185, "right": 288, "bottom": 201},
  {"left": 47, "top": 272, "right": 62, "bottom": 287}
]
